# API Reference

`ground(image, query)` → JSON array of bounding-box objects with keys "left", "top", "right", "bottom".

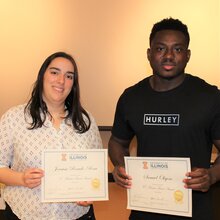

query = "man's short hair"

[{"left": 149, "top": 17, "right": 190, "bottom": 46}]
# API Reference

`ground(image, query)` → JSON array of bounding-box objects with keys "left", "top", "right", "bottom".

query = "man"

[{"left": 108, "top": 18, "right": 220, "bottom": 220}]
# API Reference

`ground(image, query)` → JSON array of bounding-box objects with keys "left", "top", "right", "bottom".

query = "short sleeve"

[
  {"left": 111, "top": 92, "right": 134, "bottom": 140},
  {"left": 211, "top": 91, "right": 220, "bottom": 140},
  {"left": 0, "top": 110, "right": 14, "bottom": 168}
]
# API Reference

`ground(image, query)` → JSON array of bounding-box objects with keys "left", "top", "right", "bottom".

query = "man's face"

[{"left": 147, "top": 30, "right": 190, "bottom": 80}]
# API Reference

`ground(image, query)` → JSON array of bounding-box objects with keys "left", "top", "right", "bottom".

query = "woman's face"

[{"left": 42, "top": 57, "right": 74, "bottom": 107}]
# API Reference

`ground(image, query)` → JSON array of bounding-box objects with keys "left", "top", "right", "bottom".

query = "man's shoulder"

[
  {"left": 187, "top": 74, "right": 219, "bottom": 92},
  {"left": 123, "top": 77, "right": 150, "bottom": 95}
]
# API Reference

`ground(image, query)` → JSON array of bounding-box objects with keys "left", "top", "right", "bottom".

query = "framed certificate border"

[
  {"left": 125, "top": 157, "right": 192, "bottom": 217},
  {"left": 41, "top": 149, "right": 108, "bottom": 202}
]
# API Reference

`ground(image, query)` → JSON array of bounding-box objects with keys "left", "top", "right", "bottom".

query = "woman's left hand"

[{"left": 183, "top": 167, "right": 211, "bottom": 192}]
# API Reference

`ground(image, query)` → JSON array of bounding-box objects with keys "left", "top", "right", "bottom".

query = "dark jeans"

[
  {"left": 4, "top": 203, "right": 19, "bottom": 220},
  {"left": 4, "top": 203, "right": 96, "bottom": 220},
  {"left": 78, "top": 205, "right": 96, "bottom": 220}
]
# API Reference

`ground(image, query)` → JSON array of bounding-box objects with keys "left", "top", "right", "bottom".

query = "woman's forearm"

[{"left": 0, "top": 167, "right": 24, "bottom": 186}]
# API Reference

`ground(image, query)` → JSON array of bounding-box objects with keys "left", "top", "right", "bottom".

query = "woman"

[{"left": 0, "top": 52, "right": 102, "bottom": 219}]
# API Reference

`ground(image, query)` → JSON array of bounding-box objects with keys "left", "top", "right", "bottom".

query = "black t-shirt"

[{"left": 112, "top": 74, "right": 220, "bottom": 220}]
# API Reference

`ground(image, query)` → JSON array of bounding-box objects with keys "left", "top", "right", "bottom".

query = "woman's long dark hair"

[{"left": 24, "top": 52, "right": 91, "bottom": 133}]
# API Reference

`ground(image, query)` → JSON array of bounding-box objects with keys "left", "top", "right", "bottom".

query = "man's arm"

[
  {"left": 108, "top": 135, "right": 132, "bottom": 188},
  {"left": 207, "top": 140, "right": 220, "bottom": 185},
  {"left": 183, "top": 140, "right": 220, "bottom": 192}
]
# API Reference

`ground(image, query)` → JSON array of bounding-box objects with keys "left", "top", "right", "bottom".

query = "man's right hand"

[{"left": 112, "top": 165, "right": 132, "bottom": 188}]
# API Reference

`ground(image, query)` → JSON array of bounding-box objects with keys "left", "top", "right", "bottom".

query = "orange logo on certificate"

[
  {"left": 143, "top": 161, "right": 148, "bottom": 169},
  {"left": 61, "top": 153, "right": 67, "bottom": 161}
]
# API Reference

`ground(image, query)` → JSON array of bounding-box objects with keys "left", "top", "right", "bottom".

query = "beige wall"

[
  {"left": 0, "top": 0, "right": 219, "bottom": 126},
  {"left": 0, "top": 2, "right": 219, "bottom": 218}
]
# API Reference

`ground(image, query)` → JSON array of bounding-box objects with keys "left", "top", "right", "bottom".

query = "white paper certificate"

[
  {"left": 41, "top": 149, "right": 108, "bottom": 202},
  {"left": 125, "top": 157, "right": 192, "bottom": 217}
]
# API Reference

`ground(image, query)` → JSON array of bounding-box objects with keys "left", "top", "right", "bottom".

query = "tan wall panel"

[{"left": 0, "top": 0, "right": 219, "bottom": 126}]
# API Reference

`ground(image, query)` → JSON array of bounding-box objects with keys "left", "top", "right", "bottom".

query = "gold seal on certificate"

[
  {"left": 125, "top": 157, "right": 192, "bottom": 217},
  {"left": 174, "top": 190, "right": 184, "bottom": 203},
  {"left": 41, "top": 149, "right": 109, "bottom": 202},
  {"left": 91, "top": 178, "right": 100, "bottom": 189}
]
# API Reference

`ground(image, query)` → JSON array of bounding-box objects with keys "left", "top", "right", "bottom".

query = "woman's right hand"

[
  {"left": 22, "top": 168, "right": 44, "bottom": 189},
  {"left": 112, "top": 165, "right": 132, "bottom": 188}
]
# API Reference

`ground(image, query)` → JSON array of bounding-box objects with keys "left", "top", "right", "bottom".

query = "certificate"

[
  {"left": 125, "top": 157, "right": 192, "bottom": 217},
  {"left": 41, "top": 149, "right": 108, "bottom": 202}
]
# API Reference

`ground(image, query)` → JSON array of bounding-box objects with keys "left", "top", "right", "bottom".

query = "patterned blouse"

[{"left": 0, "top": 104, "right": 102, "bottom": 220}]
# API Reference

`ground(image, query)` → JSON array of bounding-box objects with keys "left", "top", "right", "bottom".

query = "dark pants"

[
  {"left": 4, "top": 203, "right": 96, "bottom": 220},
  {"left": 4, "top": 203, "right": 19, "bottom": 220},
  {"left": 78, "top": 205, "right": 96, "bottom": 220}
]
